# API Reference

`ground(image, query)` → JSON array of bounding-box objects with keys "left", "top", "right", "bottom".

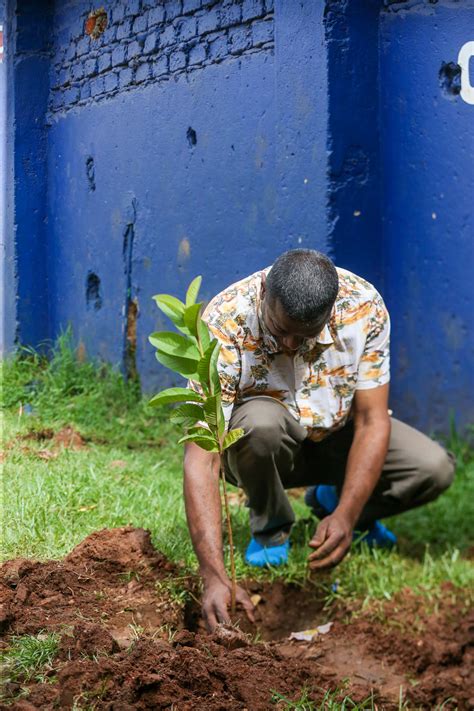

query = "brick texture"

[{"left": 49, "top": 0, "right": 274, "bottom": 114}]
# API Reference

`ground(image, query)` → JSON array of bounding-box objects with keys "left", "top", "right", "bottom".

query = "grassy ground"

[{"left": 2, "top": 335, "right": 473, "bottom": 605}]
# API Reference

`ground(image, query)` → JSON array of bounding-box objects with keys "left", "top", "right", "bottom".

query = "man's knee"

[
  {"left": 241, "top": 418, "right": 284, "bottom": 458},
  {"left": 229, "top": 400, "right": 294, "bottom": 458},
  {"left": 419, "top": 446, "right": 456, "bottom": 501}
]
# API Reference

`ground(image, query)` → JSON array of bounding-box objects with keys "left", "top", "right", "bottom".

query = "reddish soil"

[{"left": 1, "top": 527, "right": 472, "bottom": 710}]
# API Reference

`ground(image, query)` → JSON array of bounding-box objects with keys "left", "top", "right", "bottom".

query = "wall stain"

[
  {"left": 178, "top": 237, "right": 191, "bottom": 263},
  {"left": 123, "top": 198, "right": 139, "bottom": 381},
  {"left": 76, "top": 341, "right": 87, "bottom": 363}
]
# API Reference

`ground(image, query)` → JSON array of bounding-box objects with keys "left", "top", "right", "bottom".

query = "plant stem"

[{"left": 219, "top": 461, "right": 236, "bottom": 614}]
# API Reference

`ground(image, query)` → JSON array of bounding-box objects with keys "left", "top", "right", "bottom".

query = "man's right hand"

[{"left": 202, "top": 577, "right": 256, "bottom": 632}]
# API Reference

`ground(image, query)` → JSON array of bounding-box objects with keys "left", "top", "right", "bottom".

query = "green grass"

[
  {"left": 271, "top": 687, "right": 404, "bottom": 710},
  {"left": 0, "top": 632, "right": 60, "bottom": 692},
  {"left": 1, "top": 336, "right": 473, "bottom": 606},
  {"left": 271, "top": 686, "right": 458, "bottom": 710}
]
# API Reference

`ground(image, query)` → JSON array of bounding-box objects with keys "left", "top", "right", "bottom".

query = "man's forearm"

[
  {"left": 183, "top": 443, "right": 228, "bottom": 584},
  {"left": 336, "top": 415, "right": 391, "bottom": 528}
]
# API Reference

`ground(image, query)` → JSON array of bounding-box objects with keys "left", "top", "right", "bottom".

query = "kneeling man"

[{"left": 183, "top": 249, "right": 455, "bottom": 631}]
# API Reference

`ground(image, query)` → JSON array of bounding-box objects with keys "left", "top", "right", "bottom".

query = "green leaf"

[
  {"left": 177, "top": 433, "right": 220, "bottom": 452},
  {"left": 186, "top": 276, "right": 202, "bottom": 307},
  {"left": 186, "top": 425, "right": 213, "bottom": 438},
  {"left": 197, "top": 340, "right": 220, "bottom": 391},
  {"left": 197, "top": 318, "right": 211, "bottom": 352},
  {"left": 203, "top": 394, "right": 220, "bottom": 426},
  {"left": 170, "top": 403, "right": 204, "bottom": 423},
  {"left": 148, "top": 331, "right": 199, "bottom": 359},
  {"left": 155, "top": 351, "right": 199, "bottom": 378},
  {"left": 153, "top": 294, "right": 185, "bottom": 325},
  {"left": 183, "top": 303, "right": 202, "bottom": 340},
  {"left": 209, "top": 339, "right": 221, "bottom": 395},
  {"left": 222, "top": 428, "right": 245, "bottom": 450},
  {"left": 217, "top": 404, "right": 225, "bottom": 440},
  {"left": 148, "top": 387, "right": 204, "bottom": 407}
]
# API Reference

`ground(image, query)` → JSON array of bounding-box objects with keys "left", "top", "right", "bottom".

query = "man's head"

[{"left": 261, "top": 249, "right": 339, "bottom": 353}]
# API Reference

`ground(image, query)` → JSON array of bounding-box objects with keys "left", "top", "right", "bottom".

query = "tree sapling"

[{"left": 148, "top": 276, "right": 244, "bottom": 612}]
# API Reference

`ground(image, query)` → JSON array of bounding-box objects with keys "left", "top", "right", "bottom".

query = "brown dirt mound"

[
  {"left": 0, "top": 527, "right": 181, "bottom": 645},
  {"left": 1, "top": 528, "right": 472, "bottom": 710}
]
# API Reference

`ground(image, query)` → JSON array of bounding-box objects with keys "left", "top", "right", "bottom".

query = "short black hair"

[{"left": 266, "top": 249, "right": 339, "bottom": 322}]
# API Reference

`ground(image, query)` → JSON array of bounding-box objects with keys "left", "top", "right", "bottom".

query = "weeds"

[
  {"left": 155, "top": 573, "right": 195, "bottom": 607},
  {"left": 271, "top": 686, "right": 397, "bottom": 710},
  {"left": 1, "top": 330, "right": 173, "bottom": 448},
  {"left": 0, "top": 632, "right": 60, "bottom": 690}
]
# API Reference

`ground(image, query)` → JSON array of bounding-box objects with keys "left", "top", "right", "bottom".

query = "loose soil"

[{"left": 1, "top": 528, "right": 472, "bottom": 710}]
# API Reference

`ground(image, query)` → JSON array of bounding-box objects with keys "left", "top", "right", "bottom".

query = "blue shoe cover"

[
  {"left": 245, "top": 538, "right": 289, "bottom": 567},
  {"left": 304, "top": 485, "right": 339, "bottom": 517},
  {"left": 357, "top": 520, "right": 397, "bottom": 548},
  {"left": 315, "top": 485, "right": 339, "bottom": 513}
]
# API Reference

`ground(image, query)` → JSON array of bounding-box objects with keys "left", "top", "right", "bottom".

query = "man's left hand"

[{"left": 308, "top": 512, "right": 353, "bottom": 570}]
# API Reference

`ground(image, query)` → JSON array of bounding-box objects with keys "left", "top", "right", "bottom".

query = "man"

[{"left": 184, "top": 249, "right": 455, "bottom": 632}]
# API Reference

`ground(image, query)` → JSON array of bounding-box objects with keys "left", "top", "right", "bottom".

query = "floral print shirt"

[{"left": 189, "top": 266, "right": 390, "bottom": 442}]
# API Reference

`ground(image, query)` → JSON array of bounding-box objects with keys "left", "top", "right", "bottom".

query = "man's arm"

[
  {"left": 308, "top": 383, "right": 391, "bottom": 570},
  {"left": 183, "top": 442, "right": 255, "bottom": 630}
]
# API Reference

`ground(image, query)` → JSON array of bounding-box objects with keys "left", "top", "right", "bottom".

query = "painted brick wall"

[
  {"left": 49, "top": 0, "right": 274, "bottom": 116},
  {"left": 35, "top": 0, "right": 329, "bottom": 399}
]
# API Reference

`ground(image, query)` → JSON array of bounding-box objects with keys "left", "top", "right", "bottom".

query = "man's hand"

[
  {"left": 202, "top": 577, "right": 256, "bottom": 632},
  {"left": 308, "top": 512, "right": 353, "bottom": 570}
]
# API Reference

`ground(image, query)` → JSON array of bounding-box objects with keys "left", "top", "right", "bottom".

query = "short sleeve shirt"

[{"left": 189, "top": 266, "right": 390, "bottom": 442}]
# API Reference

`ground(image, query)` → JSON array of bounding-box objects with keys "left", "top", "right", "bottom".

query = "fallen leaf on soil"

[
  {"left": 250, "top": 594, "right": 262, "bottom": 607},
  {"left": 317, "top": 622, "right": 333, "bottom": 634},
  {"left": 289, "top": 622, "right": 333, "bottom": 641}
]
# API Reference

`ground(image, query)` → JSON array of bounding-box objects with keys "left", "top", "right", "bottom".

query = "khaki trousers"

[{"left": 224, "top": 397, "right": 455, "bottom": 545}]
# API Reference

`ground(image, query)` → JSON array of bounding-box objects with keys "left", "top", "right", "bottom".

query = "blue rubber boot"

[
  {"left": 245, "top": 538, "right": 290, "bottom": 567},
  {"left": 305, "top": 485, "right": 397, "bottom": 548}
]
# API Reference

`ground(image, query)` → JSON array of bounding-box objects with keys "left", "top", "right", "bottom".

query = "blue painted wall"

[
  {"left": 3, "top": 0, "right": 474, "bottom": 435},
  {"left": 0, "top": 0, "right": 7, "bottom": 351},
  {"left": 380, "top": 0, "right": 474, "bottom": 433},
  {"left": 325, "top": 0, "right": 384, "bottom": 287},
  {"left": 44, "top": 0, "right": 329, "bottom": 390},
  {"left": 0, "top": 0, "right": 17, "bottom": 353}
]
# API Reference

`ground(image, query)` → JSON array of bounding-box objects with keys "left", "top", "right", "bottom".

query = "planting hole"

[{"left": 185, "top": 580, "right": 327, "bottom": 641}]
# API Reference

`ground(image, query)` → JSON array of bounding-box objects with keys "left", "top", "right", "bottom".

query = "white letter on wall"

[{"left": 458, "top": 41, "right": 474, "bottom": 105}]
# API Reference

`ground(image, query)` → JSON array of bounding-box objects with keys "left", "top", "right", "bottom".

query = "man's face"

[{"left": 261, "top": 292, "right": 331, "bottom": 354}]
